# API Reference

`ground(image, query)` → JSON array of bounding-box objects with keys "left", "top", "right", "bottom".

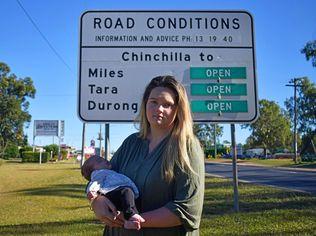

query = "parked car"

[
  {"left": 222, "top": 154, "right": 244, "bottom": 159},
  {"left": 244, "top": 148, "right": 271, "bottom": 159},
  {"left": 272, "top": 153, "right": 295, "bottom": 159}
]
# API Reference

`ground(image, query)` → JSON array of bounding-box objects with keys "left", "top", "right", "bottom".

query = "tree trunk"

[{"left": 263, "top": 146, "right": 267, "bottom": 158}]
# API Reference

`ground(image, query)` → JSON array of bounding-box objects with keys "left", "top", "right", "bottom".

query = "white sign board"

[
  {"left": 34, "top": 120, "right": 59, "bottom": 136},
  {"left": 59, "top": 120, "right": 65, "bottom": 137},
  {"left": 78, "top": 11, "right": 258, "bottom": 123}
]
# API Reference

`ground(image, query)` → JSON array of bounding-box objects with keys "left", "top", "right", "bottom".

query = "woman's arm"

[{"left": 140, "top": 207, "right": 182, "bottom": 228}]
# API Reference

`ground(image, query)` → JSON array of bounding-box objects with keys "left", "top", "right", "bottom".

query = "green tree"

[
  {"left": 285, "top": 77, "right": 315, "bottom": 135},
  {"left": 0, "top": 62, "right": 36, "bottom": 158},
  {"left": 242, "top": 99, "right": 292, "bottom": 156},
  {"left": 243, "top": 136, "right": 255, "bottom": 151},
  {"left": 300, "top": 132, "right": 316, "bottom": 155},
  {"left": 44, "top": 144, "right": 59, "bottom": 158},
  {"left": 301, "top": 40, "right": 316, "bottom": 67},
  {"left": 3, "top": 144, "right": 19, "bottom": 159},
  {"left": 193, "top": 123, "right": 223, "bottom": 149}
]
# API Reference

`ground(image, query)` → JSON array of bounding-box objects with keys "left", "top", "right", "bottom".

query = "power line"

[
  {"left": 36, "top": 94, "right": 76, "bottom": 97},
  {"left": 15, "top": 0, "right": 72, "bottom": 72}
]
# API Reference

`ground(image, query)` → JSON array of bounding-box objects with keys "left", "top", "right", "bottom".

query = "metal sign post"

[
  {"left": 105, "top": 123, "right": 110, "bottom": 160},
  {"left": 230, "top": 124, "right": 239, "bottom": 212},
  {"left": 80, "top": 123, "right": 86, "bottom": 168},
  {"left": 97, "top": 124, "right": 103, "bottom": 156},
  {"left": 39, "top": 150, "right": 42, "bottom": 164}
]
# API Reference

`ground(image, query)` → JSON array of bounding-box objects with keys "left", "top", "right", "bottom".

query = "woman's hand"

[{"left": 91, "top": 195, "right": 124, "bottom": 227}]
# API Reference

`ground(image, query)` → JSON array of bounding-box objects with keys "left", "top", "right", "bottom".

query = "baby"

[{"left": 81, "top": 155, "right": 145, "bottom": 230}]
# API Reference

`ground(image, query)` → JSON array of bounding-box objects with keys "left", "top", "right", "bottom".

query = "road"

[{"left": 205, "top": 162, "right": 316, "bottom": 195}]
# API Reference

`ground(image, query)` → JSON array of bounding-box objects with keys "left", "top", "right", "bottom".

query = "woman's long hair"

[{"left": 137, "top": 75, "right": 202, "bottom": 182}]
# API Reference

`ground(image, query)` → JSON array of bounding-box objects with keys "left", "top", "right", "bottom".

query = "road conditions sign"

[{"left": 78, "top": 11, "right": 258, "bottom": 123}]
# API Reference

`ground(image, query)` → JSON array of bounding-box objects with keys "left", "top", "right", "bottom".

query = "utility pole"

[{"left": 286, "top": 77, "right": 304, "bottom": 163}]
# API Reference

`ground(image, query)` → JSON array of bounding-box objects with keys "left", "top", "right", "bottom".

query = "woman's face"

[{"left": 146, "top": 86, "right": 177, "bottom": 131}]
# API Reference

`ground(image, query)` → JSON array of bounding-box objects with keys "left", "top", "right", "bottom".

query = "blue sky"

[{"left": 1, "top": 0, "right": 315, "bottom": 151}]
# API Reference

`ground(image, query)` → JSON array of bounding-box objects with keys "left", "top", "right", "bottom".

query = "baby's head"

[{"left": 81, "top": 155, "right": 111, "bottom": 181}]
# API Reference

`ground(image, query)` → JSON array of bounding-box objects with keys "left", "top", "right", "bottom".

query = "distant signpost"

[
  {"left": 78, "top": 10, "right": 258, "bottom": 123},
  {"left": 33, "top": 120, "right": 65, "bottom": 157},
  {"left": 34, "top": 120, "right": 59, "bottom": 136}
]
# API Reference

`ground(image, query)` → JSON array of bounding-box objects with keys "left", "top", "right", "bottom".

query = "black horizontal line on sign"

[{"left": 81, "top": 46, "right": 253, "bottom": 49}]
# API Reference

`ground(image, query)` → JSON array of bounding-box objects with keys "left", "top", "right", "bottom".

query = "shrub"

[
  {"left": 50, "top": 154, "right": 58, "bottom": 162},
  {"left": 3, "top": 144, "right": 19, "bottom": 159},
  {"left": 204, "top": 146, "right": 228, "bottom": 158},
  {"left": 60, "top": 150, "right": 68, "bottom": 160},
  {"left": 301, "top": 154, "right": 316, "bottom": 162},
  {"left": 19, "top": 146, "right": 33, "bottom": 158},
  {"left": 44, "top": 144, "right": 59, "bottom": 157},
  {"left": 22, "top": 151, "right": 49, "bottom": 163}
]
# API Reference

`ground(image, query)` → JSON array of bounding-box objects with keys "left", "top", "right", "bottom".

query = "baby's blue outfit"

[{"left": 86, "top": 169, "right": 139, "bottom": 198}]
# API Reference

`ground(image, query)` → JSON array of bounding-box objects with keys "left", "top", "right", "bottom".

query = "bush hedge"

[
  {"left": 204, "top": 146, "right": 229, "bottom": 158},
  {"left": 19, "top": 146, "right": 33, "bottom": 158},
  {"left": 44, "top": 144, "right": 59, "bottom": 157},
  {"left": 60, "top": 150, "right": 68, "bottom": 160},
  {"left": 22, "top": 151, "right": 49, "bottom": 163},
  {"left": 301, "top": 154, "right": 316, "bottom": 162}
]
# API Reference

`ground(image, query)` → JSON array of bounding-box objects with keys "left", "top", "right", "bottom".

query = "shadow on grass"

[
  {"left": 19, "top": 167, "right": 80, "bottom": 171},
  {"left": 3, "top": 159, "right": 22, "bottom": 163},
  {"left": 0, "top": 219, "right": 103, "bottom": 235},
  {"left": 292, "top": 163, "right": 316, "bottom": 169},
  {"left": 205, "top": 179, "right": 233, "bottom": 189},
  {"left": 203, "top": 177, "right": 316, "bottom": 216},
  {"left": 57, "top": 205, "right": 89, "bottom": 210},
  {"left": 4, "top": 184, "right": 87, "bottom": 199},
  {"left": 3, "top": 159, "right": 80, "bottom": 165}
]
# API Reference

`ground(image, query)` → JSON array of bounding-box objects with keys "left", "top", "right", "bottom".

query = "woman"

[{"left": 92, "top": 75, "right": 205, "bottom": 236}]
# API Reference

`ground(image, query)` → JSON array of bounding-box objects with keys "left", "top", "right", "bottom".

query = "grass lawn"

[
  {"left": 240, "top": 158, "right": 316, "bottom": 169},
  {"left": 0, "top": 159, "right": 103, "bottom": 235},
  {"left": 209, "top": 158, "right": 316, "bottom": 169},
  {"left": 1, "top": 159, "right": 316, "bottom": 235}
]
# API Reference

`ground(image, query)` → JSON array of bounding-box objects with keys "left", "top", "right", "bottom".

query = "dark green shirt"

[{"left": 104, "top": 133, "right": 205, "bottom": 236}]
